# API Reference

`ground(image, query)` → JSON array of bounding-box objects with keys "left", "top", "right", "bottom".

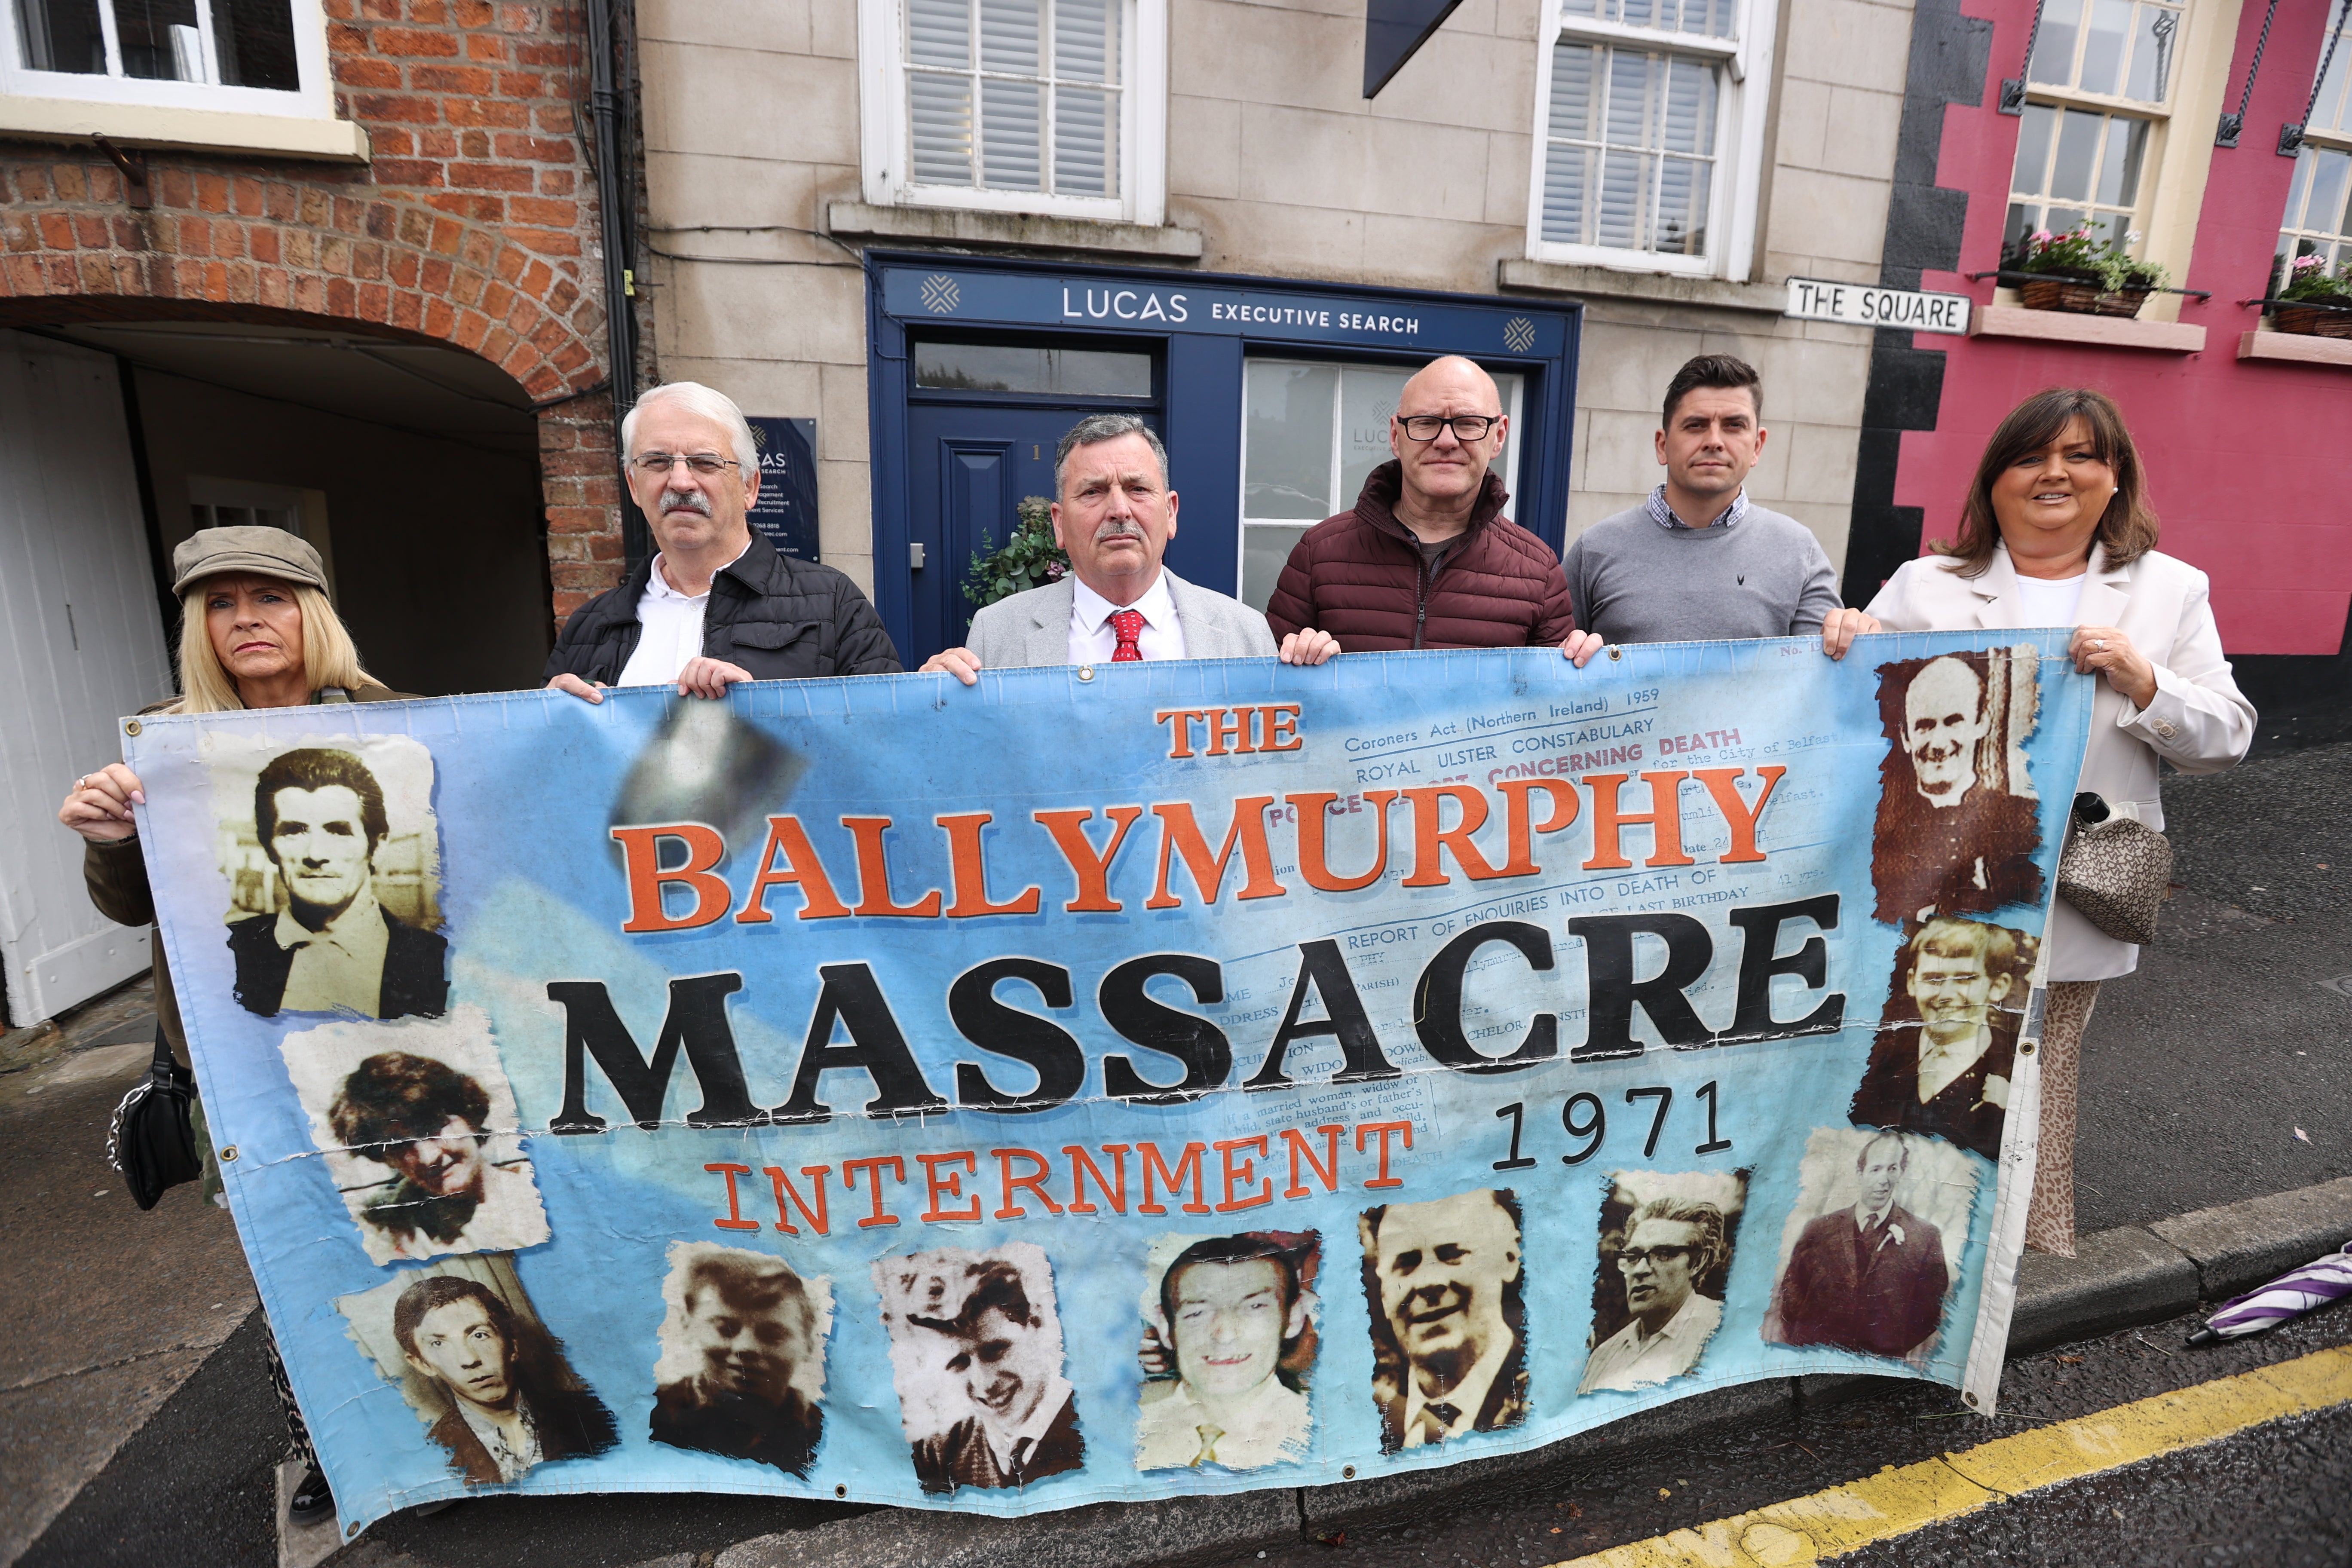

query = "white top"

[
  {"left": 454, "top": 1393, "right": 545, "bottom": 1482},
  {"left": 274, "top": 883, "right": 390, "bottom": 1016},
  {"left": 2012, "top": 571, "right": 2086, "bottom": 628},
  {"left": 1576, "top": 1292, "right": 1724, "bottom": 1394},
  {"left": 1069, "top": 573, "right": 1186, "bottom": 664},
  {"left": 615, "top": 544, "right": 750, "bottom": 686},
  {"left": 1134, "top": 1374, "right": 1311, "bottom": 1470}
]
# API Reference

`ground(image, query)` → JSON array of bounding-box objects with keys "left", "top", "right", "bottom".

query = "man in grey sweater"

[{"left": 1560, "top": 355, "right": 1877, "bottom": 665}]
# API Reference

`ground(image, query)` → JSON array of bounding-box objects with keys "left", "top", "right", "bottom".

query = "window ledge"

[
  {"left": 2237, "top": 328, "right": 2352, "bottom": 366},
  {"left": 826, "top": 202, "right": 1202, "bottom": 261},
  {"left": 1966, "top": 304, "right": 2205, "bottom": 352},
  {"left": 1497, "top": 257, "right": 1784, "bottom": 313},
  {"left": 0, "top": 95, "right": 368, "bottom": 162}
]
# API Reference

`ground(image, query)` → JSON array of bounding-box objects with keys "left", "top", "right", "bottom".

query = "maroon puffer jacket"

[{"left": 1263, "top": 462, "right": 1577, "bottom": 650}]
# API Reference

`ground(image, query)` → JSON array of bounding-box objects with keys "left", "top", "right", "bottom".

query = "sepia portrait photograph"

[
  {"left": 874, "top": 1242, "right": 1084, "bottom": 1494},
  {"left": 1360, "top": 1188, "right": 1528, "bottom": 1453},
  {"left": 282, "top": 1007, "right": 548, "bottom": 1265},
  {"left": 1134, "top": 1230, "right": 1320, "bottom": 1471},
  {"left": 649, "top": 1242, "right": 831, "bottom": 1476},
  {"left": 1870, "top": 647, "right": 2046, "bottom": 925},
  {"left": 336, "top": 1255, "right": 617, "bottom": 1487},
  {"left": 1763, "top": 1129, "right": 1978, "bottom": 1365},
  {"left": 1850, "top": 917, "right": 2039, "bottom": 1161},
  {"left": 1576, "top": 1170, "right": 1747, "bottom": 1396},
  {"left": 205, "top": 734, "right": 448, "bottom": 1020}
]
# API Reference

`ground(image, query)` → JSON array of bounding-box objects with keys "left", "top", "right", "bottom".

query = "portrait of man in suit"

[
  {"left": 1850, "top": 917, "right": 2035, "bottom": 1160},
  {"left": 1135, "top": 1232, "right": 1317, "bottom": 1471},
  {"left": 1871, "top": 652, "right": 2044, "bottom": 924},
  {"left": 228, "top": 746, "right": 447, "bottom": 1019},
  {"left": 1577, "top": 1189, "right": 1736, "bottom": 1396},
  {"left": 919, "top": 413, "right": 1338, "bottom": 680},
  {"left": 326, "top": 1050, "right": 548, "bottom": 1263},
  {"left": 650, "top": 1248, "right": 825, "bottom": 1476},
  {"left": 389, "top": 1273, "right": 617, "bottom": 1485},
  {"left": 880, "top": 1250, "right": 1083, "bottom": 1494},
  {"left": 1362, "top": 1188, "right": 1529, "bottom": 1452},
  {"left": 1768, "top": 1133, "right": 1951, "bottom": 1360}
]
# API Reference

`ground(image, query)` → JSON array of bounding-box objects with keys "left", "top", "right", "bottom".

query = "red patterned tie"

[{"left": 1109, "top": 607, "right": 1146, "bottom": 662}]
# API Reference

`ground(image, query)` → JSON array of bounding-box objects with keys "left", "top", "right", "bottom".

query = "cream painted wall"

[{"left": 635, "top": 0, "right": 1915, "bottom": 592}]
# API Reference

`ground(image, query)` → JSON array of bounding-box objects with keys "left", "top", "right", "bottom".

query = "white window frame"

[
  {"left": 1522, "top": 0, "right": 1776, "bottom": 279},
  {"left": 0, "top": 0, "right": 334, "bottom": 120},
  {"left": 858, "top": 0, "right": 1167, "bottom": 225}
]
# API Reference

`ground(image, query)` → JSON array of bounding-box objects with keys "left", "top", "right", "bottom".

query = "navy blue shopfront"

[{"left": 865, "top": 254, "right": 1582, "bottom": 665}]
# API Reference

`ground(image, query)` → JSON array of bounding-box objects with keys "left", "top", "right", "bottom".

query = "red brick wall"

[{"left": 0, "top": 0, "right": 631, "bottom": 622}]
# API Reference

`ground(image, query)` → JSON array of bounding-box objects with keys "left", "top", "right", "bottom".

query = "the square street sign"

[{"left": 1784, "top": 278, "right": 1970, "bottom": 335}]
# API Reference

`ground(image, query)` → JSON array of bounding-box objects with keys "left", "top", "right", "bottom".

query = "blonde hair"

[{"left": 171, "top": 579, "right": 376, "bottom": 714}]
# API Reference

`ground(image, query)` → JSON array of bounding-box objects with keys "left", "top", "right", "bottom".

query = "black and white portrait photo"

[
  {"left": 1871, "top": 649, "right": 2045, "bottom": 924},
  {"left": 649, "top": 1243, "right": 830, "bottom": 1476},
  {"left": 1576, "top": 1171, "right": 1746, "bottom": 1396},
  {"left": 284, "top": 1009, "right": 548, "bottom": 1265},
  {"left": 1850, "top": 917, "right": 2038, "bottom": 1161},
  {"left": 1361, "top": 1188, "right": 1529, "bottom": 1452},
  {"left": 336, "top": 1256, "right": 617, "bottom": 1487},
  {"left": 874, "top": 1243, "right": 1084, "bottom": 1494},
  {"left": 1135, "top": 1231, "right": 1318, "bottom": 1471},
  {"left": 1764, "top": 1130, "right": 1976, "bottom": 1364},
  {"left": 208, "top": 738, "right": 447, "bottom": 1019}
]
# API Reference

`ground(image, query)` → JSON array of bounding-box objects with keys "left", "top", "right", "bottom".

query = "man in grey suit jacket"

[{"left": 922, "top": 414, "right": 1338, "bottom": 680}]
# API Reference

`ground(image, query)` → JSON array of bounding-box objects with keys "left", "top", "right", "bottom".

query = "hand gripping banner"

[{"left": 126, "top": 636, "right": 2091, "bottom": 1532}]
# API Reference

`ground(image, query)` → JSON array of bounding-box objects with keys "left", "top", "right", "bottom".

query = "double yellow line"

[{"left": 1552, "top": 1342, "right": 2352, "bottom": 1567}]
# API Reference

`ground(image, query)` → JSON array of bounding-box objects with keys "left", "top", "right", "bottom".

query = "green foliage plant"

[
  {"left": 2278, "top": 253, "right": 2352, "bottom": 304},
  {"left": 2016, "top": 225, "right": 2170, "bottom": 294},
  {"left": 963, "top": 496, "right": 1069, "bottom": 610}
]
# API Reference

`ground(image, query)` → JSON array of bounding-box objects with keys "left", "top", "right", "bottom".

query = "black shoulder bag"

[{"left": 107, "top": 1025, "right": 203, "bottom": 1210}]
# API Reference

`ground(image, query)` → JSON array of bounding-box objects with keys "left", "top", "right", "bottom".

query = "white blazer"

[{"left": 1866, "top": 543, "right": 2255, "bottom": 982}]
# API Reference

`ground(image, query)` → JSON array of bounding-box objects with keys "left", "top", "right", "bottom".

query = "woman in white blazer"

[{"left": 1866, "top": 388, "right": 2254, "bottom": 1256}]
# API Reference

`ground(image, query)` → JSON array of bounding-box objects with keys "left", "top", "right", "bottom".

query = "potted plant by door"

[
  {"left": 964, "top": 496, "right": 1068, "bottom": 612},
  {"left": 2272, "top": 255, "right": 2352, "bottom": 338},
  {"left": 2015, "top": 227, "right": 2169, "bottom": 318}
]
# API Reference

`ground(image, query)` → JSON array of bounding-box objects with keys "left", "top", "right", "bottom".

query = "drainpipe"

[{"left": 585, "top": 0, "right": 648, "bottom": 564}]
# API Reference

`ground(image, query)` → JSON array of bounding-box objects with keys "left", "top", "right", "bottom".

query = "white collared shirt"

[
  {"left": 1135, "top": 1374, "right": 1312, "bottom": 1470},
  {"left": 1856, "top": 1202, "right": 1894, "bottom": 1234},
  {"left": 1400, "top": 1335, "right": 1511, "bottom": 1448},
  {"left": 453, "top": 1393, "right": 544, "bottom": 1483},
  {"left": 274, "top": 882, "right": 391, "bottom": 1016},
  {"left": 615, "top": 543, "right": 750, "bottom": 687},
  {"left": 977, "top": 1374, "right": 1074, "bottom": 1476},
  {"left": 1916, "top": 1023, "right": 1994, "bottom": 1103},
  {"left": 1576, "top": 1292, "right": 1724, "bottom": 1394},
  {"left": 1069, "top": 573, "right": 1186, "bottom": 664}
]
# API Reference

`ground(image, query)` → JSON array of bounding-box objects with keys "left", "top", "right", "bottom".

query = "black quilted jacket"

[{"left": 544, "top": 530, "right": 902, "bottom": 684}]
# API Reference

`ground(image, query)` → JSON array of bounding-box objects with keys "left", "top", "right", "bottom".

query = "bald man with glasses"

[
  {"left": 546, "top": 381, "right": 899, "bottom": 703},
  {"left": 1265, "top": 355, "right": 1579, "bottom": 654}
]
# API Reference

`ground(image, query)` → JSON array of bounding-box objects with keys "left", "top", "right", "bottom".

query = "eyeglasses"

[
  {"left": 1396, "top": 413, "right": 1502, "bottom": 442},
  {"left": 631, "top": 452, "right": 741, "bottom": 476},
  {"left": 1616, "top": 1245, "right": 1696, "bottom": 1270}
]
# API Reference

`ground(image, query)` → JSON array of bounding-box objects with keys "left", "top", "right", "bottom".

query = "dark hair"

[
  {"left": 1662, "top": 354, "right": 1763, "bottom": 428},
  {"left": 1857, "top": 1131, "right": 1912, "bottom": 1173},
  {"left": 906, "top": 1259, "right": 1038, "bottom": 1339},
  {"left": 1159, "top": 1234, "right": 1302, "bottom": 1347},
  {"left": 328, "top": 1052, "right": 490, "bottom": 1152},
  {"left": 254, "top": 747, "right": 388, "bottom": 857},
  {"left": 684, "top": 1253, "right": 808, "bottom": 1320},
  {"left": 394, "top": 1274, "right": 514, "bottom": 1361},
  {"left": 1626, "top": 1195, "right": 1727, "bottom": 1279},
  {"left": 1936, "top": 387, "right": 2158, "bottom": 576}
]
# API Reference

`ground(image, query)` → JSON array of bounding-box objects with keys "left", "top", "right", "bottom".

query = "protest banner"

[{"left": 125, "top": 634, "right": 2090, "bottom": 1532}]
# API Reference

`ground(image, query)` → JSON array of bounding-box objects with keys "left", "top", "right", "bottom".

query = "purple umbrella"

[{"left": 2186, "top": 1241, "right": 2352, "bottom": 1345}]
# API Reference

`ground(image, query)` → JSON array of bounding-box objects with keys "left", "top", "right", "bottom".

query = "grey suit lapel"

[{"left": 1023, "top": 579, "right": 1073, "bottom": 666}]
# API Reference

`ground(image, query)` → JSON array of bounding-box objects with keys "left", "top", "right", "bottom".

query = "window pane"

[
  {"left": 2122, "top": 3, "right": 2177, "bottom": 103},
  {"left": 979, "top": 75, "right": 1042, "bottom": 189},
  {"left": 1243, "top": 362, "right": 1337, "bottom": 520},
  {"left": 913, "top": 343, "right": 1152, "bottom": 397},
  {"left": 1543, "top": 39, "right": 1719, "bottom": 258},
  {"left": 2318, "top": 19, "right": 2351, "bottom": 135},
  {"left": 1240, "top": 525, "right": 1309, "bottom": 613},
  {"left": 2306, "top": 150, "right": 2352, "bottom": 244},
  {"left": 2095, "top": 115, "right": 2146, "bottom": 209},
  {"left": 1054, "top": 0, "right": 1115, "bottom": 83},
  {"left": 1338, "top": 365, "right": 1412, "bottom": 510},
  {"left": 908, "top": 0, "right": 970, "bottom": 67},
  {"left": 2078, "top": 0, "right": 2130, "bottom": 95},
  {"left": 1054, "top": 83, "right": 1115, "bottom": 195},
  {"left": 1657, "top": 154, "right": 1711, "bottom": 251},
  {"left": 977, "top": 0, "right": 1039, "bottom": 73},
  {"left": 15, "top": 0, "right": 105, "bottom": 71},
  {"left": 2049, "top": 107, "right": 2101, "bottom": 202},
  {"left": 2012, "top": 102, "right": 2056, "bottom": 196},
  {"left": 909, "top": 70, "right": 975, "bottom": 184},
  {"left": 209, "top": 0, "right": 296, "bottom": 89},
  {"left": 2028, "top": 0, "right": 2079, "bottom": 85},
  {"left": 113, "top": 0, "right": 203, "bottom": 80}
]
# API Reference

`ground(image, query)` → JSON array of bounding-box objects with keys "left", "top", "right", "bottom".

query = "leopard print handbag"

[{"left": 2056, "top": 796, "right": 2172, "bottom": 946}]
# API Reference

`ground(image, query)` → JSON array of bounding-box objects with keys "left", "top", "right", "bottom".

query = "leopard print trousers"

[{"left": 2024, "top": 980, "right": 2101, "bottom": 1258}]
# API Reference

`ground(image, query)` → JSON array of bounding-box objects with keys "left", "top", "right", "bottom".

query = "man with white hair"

[{"left": 547, "top": 382, "right": 899, "bottom": 701}]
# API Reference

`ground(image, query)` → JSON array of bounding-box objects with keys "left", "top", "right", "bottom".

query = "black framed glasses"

[
  {"left": 1616, "top": 1244, "right": 1696, "bottom": 1270},
  {"left": 1396, "top": 413, "right": 1502, "bottom": 442},
  {"left": 632, "top": 452, "right": 741, "bottom": 476}
]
